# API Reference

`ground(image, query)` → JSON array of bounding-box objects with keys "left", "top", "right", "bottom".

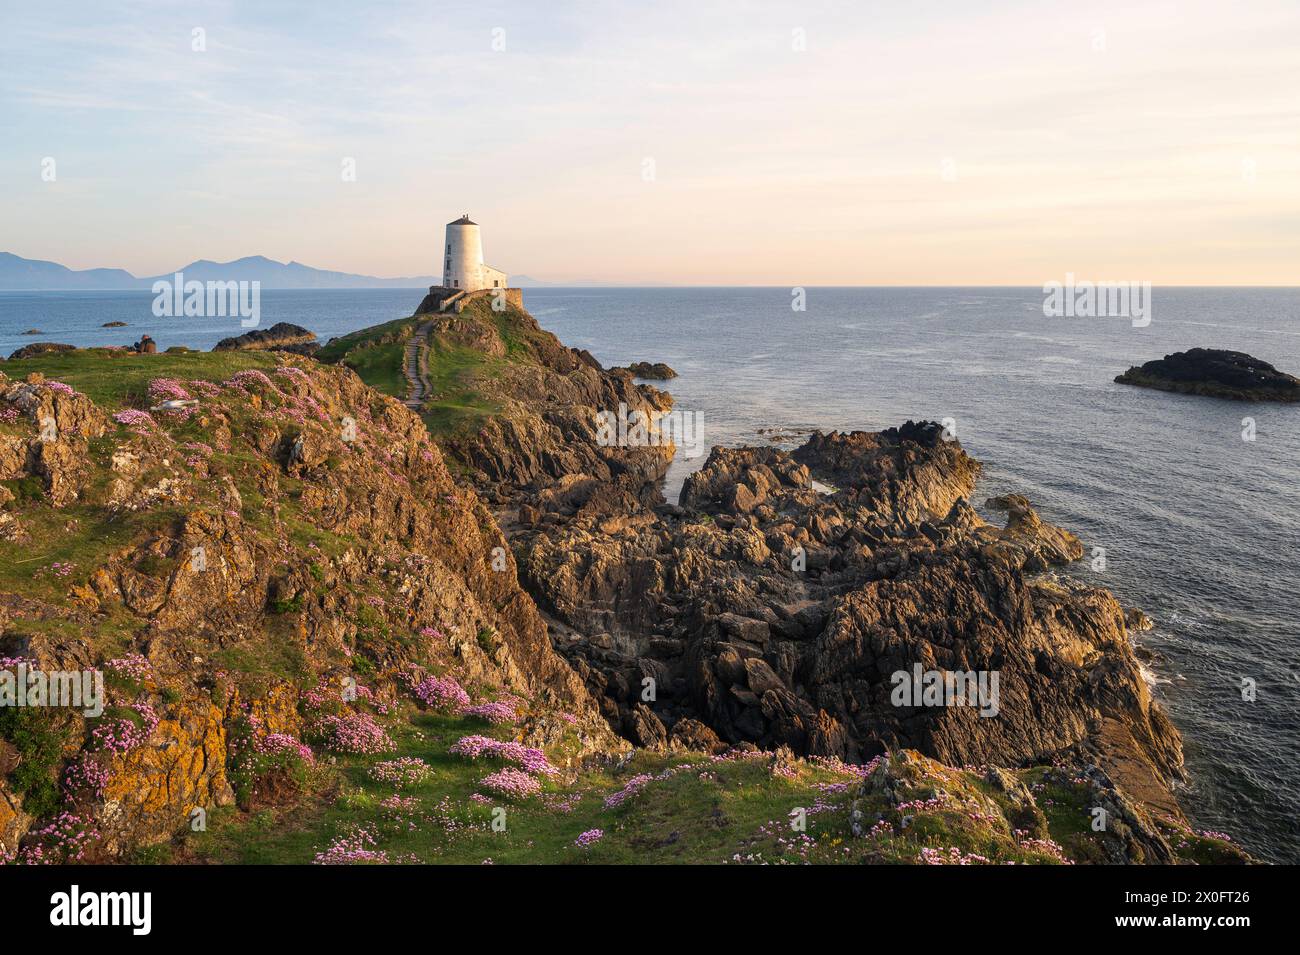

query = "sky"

[{"left": 1, "top": 0, "right": 1298, "bottom": 285}]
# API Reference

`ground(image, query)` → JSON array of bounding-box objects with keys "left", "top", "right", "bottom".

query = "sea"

[{"left": 2, "top": 285, "right": 1297, "bottom": 862}]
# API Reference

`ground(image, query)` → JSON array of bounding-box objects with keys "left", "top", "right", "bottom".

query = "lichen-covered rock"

[
  {"left": 0, "top": 777, "right": 31, "bottom": 859},
  {"left": 98, "top": 700, "right": 234, "bottom": 853},
  {"left": 0, "top": 376, "right": 109, "bottom": 505}
]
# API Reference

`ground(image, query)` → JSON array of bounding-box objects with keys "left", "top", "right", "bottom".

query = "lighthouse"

[{"left": 442, "top": 214, "right": 507, "bottom": 291}]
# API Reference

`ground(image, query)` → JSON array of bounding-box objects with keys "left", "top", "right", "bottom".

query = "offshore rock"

[
  {"left": 1116, "top": 348, "right": 1300, "bottom": 402},
  {"left": 213, "top": 322, "right": 318, "bottom": 355},
  {"left": 610, "top": 361, "right": 677, "bottom": 380}
]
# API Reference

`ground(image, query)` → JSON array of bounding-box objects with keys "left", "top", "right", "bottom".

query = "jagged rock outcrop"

[
  {"left": 0, "top": 374, "right": 110, "bottom": 507},
  {"left": 982, "top": 493, "right": 1084, "bottom": 570},
  {"left": 512, "top": 419, "right": 1180, "bottom": 820},
  {"left": 805, "top": 545, "right": 1173, "bottom": 773},
  {"left": 680, "top": 445, "right": 813, "bottom": 514},
  {"left": 791, "top": 423, "right": 981, "bottom": 524},
  {"left": 1116, "top": 348, "right": 1300, "bottom": 401}
]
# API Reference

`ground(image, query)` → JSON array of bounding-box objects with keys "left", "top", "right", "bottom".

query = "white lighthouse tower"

[{"left": 442, "top": 214, "right": 507, "bottom": 291}]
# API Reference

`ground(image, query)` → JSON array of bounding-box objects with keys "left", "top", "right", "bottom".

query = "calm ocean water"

[{"left": 3, "top": 286, "right": 1298, "bottom": 862}]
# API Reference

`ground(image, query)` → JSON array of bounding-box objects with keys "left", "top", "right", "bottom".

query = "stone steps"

[{"left": 402, "top": 321, "right": 435, "bottom": 409}]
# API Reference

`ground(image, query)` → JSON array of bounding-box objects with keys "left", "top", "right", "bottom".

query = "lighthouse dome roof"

[{"left": 448, "top": 214, "right": 477, "bottom": 226}]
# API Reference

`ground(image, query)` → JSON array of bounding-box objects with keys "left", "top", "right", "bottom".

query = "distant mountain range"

[{"left": 0, "top": 252, "right": 561, "bottom": 290}]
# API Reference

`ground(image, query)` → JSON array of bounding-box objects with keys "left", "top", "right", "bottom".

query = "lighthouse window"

[{"left": 446, "top": 244, "right": 450, "bottom": 253}]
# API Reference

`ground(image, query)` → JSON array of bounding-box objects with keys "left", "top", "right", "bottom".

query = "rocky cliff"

[
  {"left": 0, "top": 302, "right": 1249, "bottom": 865},
  {"left": 0, "top": 348, "right": 612, "bottom": 861},
  {"left": 318, "top": 297, "right": 675, "bottom": 512},
  {"left": 514, "top": 421, "right": 1180, "bottom": 818},
  {"left": 358, "top": 300, "right": 1224, "bottom": 860}
]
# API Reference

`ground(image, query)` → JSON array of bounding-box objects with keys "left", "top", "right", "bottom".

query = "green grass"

[
  {"left": 0, "top": 476, "right": 45, "bottom": 506},
  {"left": 315, "top": 301, "right": 550, "bottom": 439},
  {"left": 0, "top": 348, "right": 280, "bottom": 407},
  {"left": 490, "top": 308, "right": 539, "bottom": 360},
  {"left": 314, "top": 317, "right": 420, "bottom": 364},
  {"left": 0, "top": 707, "right": 76, "bottom": 820},
  {"left": 0, "top": 499, "right": 183, "bottom": 597},
  {"left": 167, "top": 700, "right": 1223, "bottom": 866},
  {"left": 314, "top": 316, "right": 420, "bottom": 399},
  {"left": 336, "top": 341, "right": 407, "bottom": 398},
  {"left": 418, "top": 341, "right": 502, "bottom": 437},
  {"left": 209, "top": 626, "right": 312, "bottom": 696},
  {"left": 173, "top": 707, "right": 875, "bottom": 865}
]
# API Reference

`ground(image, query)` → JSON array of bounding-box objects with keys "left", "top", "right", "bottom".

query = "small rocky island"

[
  {"left": 609, "top": 361, "right": 677, "bottom": 380},
  {"left": 1116, "top": 348, "right": 1300, "bottom": 402},
  {"left": 213, "top": 321, "right": 317, "bottom": 355}
]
